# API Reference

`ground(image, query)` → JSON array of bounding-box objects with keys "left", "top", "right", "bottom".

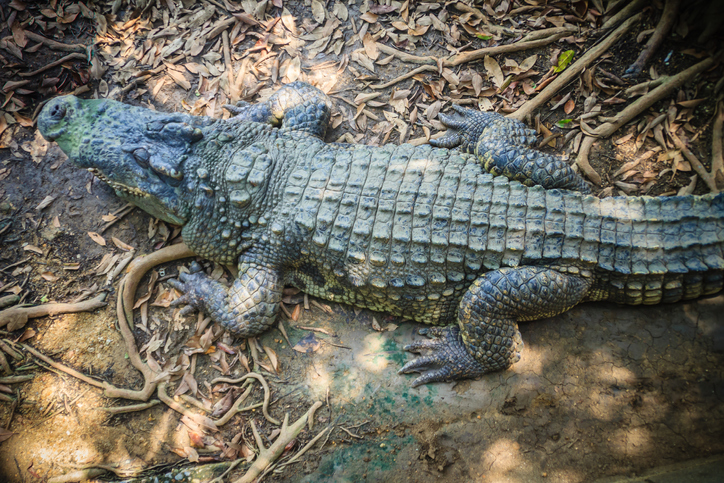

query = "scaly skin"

[{"left": 38, "top": 82, "right": 724, "bottom": 387}]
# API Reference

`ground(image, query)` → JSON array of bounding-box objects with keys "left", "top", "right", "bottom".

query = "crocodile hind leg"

[
  {"left": 400, "top": 266, "right": 592, "bottom": 387},
  {"left": 224, "top": 81, "right": 332, "bottom": 139},
  {"left": 168, "top": 261, "right": 283, "bottom": 338},
  {"left": 430, "top": 105, "right": 590, "bottom": 193}
]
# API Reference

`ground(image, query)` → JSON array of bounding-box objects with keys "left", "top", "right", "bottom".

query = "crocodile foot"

[
  {"left": 168, "top": 261, "right": 218, "bottom": 316},
  {"left": 399, "top": 326, "right": 487, "bottom": 387}
]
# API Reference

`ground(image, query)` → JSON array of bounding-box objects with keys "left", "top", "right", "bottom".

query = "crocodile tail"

[{"left": 582, "top": 191, "right": 724, "bottom": 303}]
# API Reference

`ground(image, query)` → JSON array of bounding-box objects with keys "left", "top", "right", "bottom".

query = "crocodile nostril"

[{"left": 49, "top": 103, "right": 67, "bottom": 121}]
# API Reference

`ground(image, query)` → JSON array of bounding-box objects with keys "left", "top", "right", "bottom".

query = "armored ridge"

[{"left": 38, "top": 81, "right": 724, "bottom": 386}]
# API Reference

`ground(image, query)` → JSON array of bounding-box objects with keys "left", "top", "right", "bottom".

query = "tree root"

[
  {"left": 0, "top": 293, "right": 107, "bottom": 331},
  {"left": 211, "top": 373, "right": 279, "bottom": 425},
  {"left": 669, "top": 131, "right": 719, "bottom": 193},
  {"left": 624, "top": 0, "right": 680, "bottom": 78},
  {"left": 592, "top": 57, "right": 717, "bottom": 137},
  {"left": 712, "top": 100, "right": 724, "bottom": 187},
  {"left": 232, "top": 401, "right": 322, "bottom": 483},
  {"left": 374, "top": 31, "right": 570, "bottom": 68},
  {"left": 601, "top": 0, "right": 646, "bottom": 30},
  {"left": 510, "top": 13, "right": 642, "bottom": 122}
]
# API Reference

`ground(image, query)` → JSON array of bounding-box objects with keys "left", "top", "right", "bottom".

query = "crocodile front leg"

[
  {"left": 169, "top": 261, "right": 282, "bottom": 338},
  {"left": 400, "top": 266, "right": 592, "bottom": 387},
  {"left": 430, "top": 105, "right": 590, "bottom": 193},
  {"left": 225, "top": 81, "right": 332, "bottom": 139}
]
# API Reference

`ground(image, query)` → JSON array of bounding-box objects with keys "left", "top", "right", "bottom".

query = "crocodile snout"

[{"left": 38, "top": 95, "right": 80, "bottom": 141}]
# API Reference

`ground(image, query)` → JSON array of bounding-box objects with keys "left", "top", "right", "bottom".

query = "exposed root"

[
  {"left": 98, "top": 400, "right": 161, "bottom": 414},
  {"left": 592, "top": 57, "right": 718, "bottom": 137},
  {"left": 624, "top": 0, "right": 681, "bottom": 78},
  {"left": 371, "top": 65, "right": 437, "bottom": 90},
  {"left": 21, "top": 344, "right": 106, "bottom": 389},
  {"left": 510, "top": 13, "right": 642, "bottom": 122},
  {"left": 575, "top": 136, "right": 603, "bottom": 186},
  {"left": 211, "top": 373, "right": 280, "bottom": 425},
  {"left": 601, "top": 0, "right": 646, "bottom": 29},
  {"left": 0, "top": 293, "right": 107, "bottom": 331},
  {"left": 668, "top": 131, "right": 719, "bottom": 193},
  {"left": 23, "top": 31, "right": 87, "bottom": 53},
  {"left": 121, "top": 243, "right": 196, "bottom": 324},
  {"left": 18, "top": 52, "right": 87, "bottom": 77},
  {"left": 374, "top": 31, "right": 570, "bottom": 69},
  {"left": 713, "top": 100, "right": 724, "bottom": 187},
  {"left": 232, "top": 401, "right": 322, "bottom": 483}
]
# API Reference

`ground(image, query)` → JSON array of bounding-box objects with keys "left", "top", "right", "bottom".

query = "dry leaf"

[
  {"left": 263, "top": 345, "right": 279, "bottom": 373},
  {"left": 112, "top": 237, "right": 135, "bottom": 251},
  {"left": 563, "top": 99, "right": 575, "bottom": 114},
  {"left": 483, "top": 56, "right": 504, "bottom": 88},
  {"left": 40, "top": 271, "right": 59, "bottom": 282},
  {"left": 23, "top": 245, "right": 43, "bottom": 255},
  {"left": 88, "top": 232, "right": 106, "bottom": 246},
  {"left": 311, "top": 0, "right": 326, "bottom": 23},
  {"left": 34, "top": 195, "right": 55, "bottom": 211}
]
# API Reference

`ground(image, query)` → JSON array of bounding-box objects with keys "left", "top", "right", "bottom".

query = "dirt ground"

[{"left": 1, "top": 1, "right": 723, "bottom": 482}]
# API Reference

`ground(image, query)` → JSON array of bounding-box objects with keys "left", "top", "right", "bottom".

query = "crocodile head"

[
  {"left": 38, "top": 95, "right": 215, "bottom": 226},
  {"left": 39, "top": 95, "right": 278, "bottom": 265}
]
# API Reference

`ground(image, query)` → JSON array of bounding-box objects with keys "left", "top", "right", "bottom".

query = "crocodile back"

[{"left": 265, "top": 138, "right": 723, "bottom": 314}]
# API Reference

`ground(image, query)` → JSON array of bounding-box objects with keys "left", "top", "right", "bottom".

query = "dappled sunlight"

[
  {"left": 355, "top": 332, "right": 390, "bottom": 373},
  {"left": 144, "top": 408, "right": 179, "bottom": 461},
  {"left": 304, "top": 357, "right": 331, "bottom": 401},
  {"left": 481, "top": 438, "right": 522, "bottom": 475}
]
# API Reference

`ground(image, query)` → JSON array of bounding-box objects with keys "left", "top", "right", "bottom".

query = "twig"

[
  {"left": 0, "top": 293, "right": 107, "bottom": 331},
  {"left": 24, "top": 31, "right": 87, "bottom": 53},
  {"left": 340, "top": 426, "right": 363, "bottom": 439},
  {"left": 592, "top": 57, "right": 717, "bottom": 137},
  {"left": 370, "top": 65, "right": 437, "bottom": 90},
  {"left": 97, "top": 400, "right": 161, "bottom": 414},
  {"left": 18, "top": 52, "right": 87, "bottom": 77},
  {"left": 21, "top": 344, "right": 105, "bottom": 389},
  {"left": 668, "top": 131, "right": 719, "bottom": 193},
  {"left": 233, "top": 401, "right": 322, "bottom": 483},
  {"left": 510, "top": 13, "right": 642, "bottom": 121},
  {"left": 625, "top": 0, "right": 680, "bottom": 77}
]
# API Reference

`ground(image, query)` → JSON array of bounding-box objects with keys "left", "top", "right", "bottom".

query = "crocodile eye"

[{"left": 132, "top": 148, "right": 150, "bottom": 168}]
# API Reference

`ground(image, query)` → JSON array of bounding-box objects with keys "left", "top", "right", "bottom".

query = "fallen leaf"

[
  {"left": 34, "top": 195, "right": 55, "bottom": 211},
  {"left": 564, "top": 99, "right": 575, "bottom": 114},
  {"left": 23, "top": 245, "right": 43, "bottom": 255},
  {"left": 112, "top": 237, "right": 135, "bottom": 251},
  {"left": 554, "top": 50, "right": 575, "bottom": 73},
  {"left": 88, "top": 232, "right": 106, "bottom": 246},
  {"left": 40, "top": 271, "right": 59, "bottom": 282},
  {"left": 484, "top": 55, "right": 504, "bottom": 88}
]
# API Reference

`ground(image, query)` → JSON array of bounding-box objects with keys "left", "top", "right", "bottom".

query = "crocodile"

[{"left": 38, "top": 82, "right": 724, "bottom": 386}]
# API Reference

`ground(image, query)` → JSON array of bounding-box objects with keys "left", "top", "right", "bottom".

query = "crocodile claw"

[
  {"left": 399, "top": 326, "right": 487, "bottom": 387},
  {"left": 168, "top": 262, "right": 208, "bottom": 316},
  {"left": 430, "top": 105, "right": 490, "bottom": 152}
]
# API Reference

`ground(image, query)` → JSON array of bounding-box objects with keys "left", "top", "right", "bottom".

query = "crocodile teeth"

[{"left": 87, "top": 168, "right": 149, "bottom": 198}]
